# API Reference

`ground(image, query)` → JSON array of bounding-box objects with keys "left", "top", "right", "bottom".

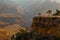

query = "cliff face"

[{"left": 31, "top": 16, "right": 60, "bottom": 36}]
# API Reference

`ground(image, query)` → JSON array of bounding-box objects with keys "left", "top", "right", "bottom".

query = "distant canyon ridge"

[{"left": 0, "top": 0, "right": 60, "bottom": 28}]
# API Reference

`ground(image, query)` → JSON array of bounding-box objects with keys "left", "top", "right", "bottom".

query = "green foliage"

[
  {"left": 46, "top": 10, "right": 52, "bottom": 14},
  {"left": 53, "top": 9, "right": 60, "bottom": 16}
]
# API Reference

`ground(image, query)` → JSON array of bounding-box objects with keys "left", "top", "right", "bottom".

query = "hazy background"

[{"left": 0, "top": 0, "right": 60, "bottom": 28}]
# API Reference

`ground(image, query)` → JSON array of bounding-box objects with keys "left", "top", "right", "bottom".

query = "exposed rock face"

[
  {"left": 3, "top": 24, "right": 21, "bottom": 35},
  {"left": 0, "top": 24, "right": 21, "bottom": 40},
  {"left": 0, "top": 28, "right": 8, "bottom": 40},
  {"left": 31, "top": 16, "right": 60, "bottom": 36}
]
